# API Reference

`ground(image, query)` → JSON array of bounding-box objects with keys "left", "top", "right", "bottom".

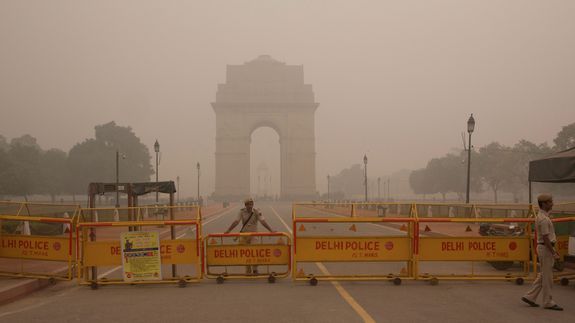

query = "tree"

[
  {"left": 504, "top": 140, "right": 553, "bottom": 202},
  {"left": 1, "top": 136, "right": 43, "bottom": 199},
  {"left": 330, "top": 164, "right": 364, "bottom": 199},
  {"left": 409, "top": 168, "right": 431, "bottom": 196},
  {"left": 476, "top": 142, "right": 521, "bottom": 203},
  {"left": 0, "top": 135, "right": 9, "bottom": 151},
  {"left": 67, "top": 122, "right": 154, "bottom": 193},
  {"left": 39, "top": 149, "right": 69, "bottom": 202},
  {"left": 553, "top": 122, "right": 575, "bottom": 151}
]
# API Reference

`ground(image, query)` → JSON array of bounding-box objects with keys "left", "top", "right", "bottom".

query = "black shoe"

[
  {"left": 521, "top": 297, "right": 539, "bottom": 307},
  {"left": 544, "top": 305, "right": 563, "bottom": 311}
]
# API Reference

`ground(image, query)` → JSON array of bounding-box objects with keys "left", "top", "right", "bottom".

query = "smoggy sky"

[{"left": 1, "top": 1, "right": 574, "bottom": 198}]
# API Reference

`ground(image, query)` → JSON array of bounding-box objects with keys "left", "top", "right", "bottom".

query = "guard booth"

[{"left": 78, "top": 181, "right": 203, "bottom": 288}]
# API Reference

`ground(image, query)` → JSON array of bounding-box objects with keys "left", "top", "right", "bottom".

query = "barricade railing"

[
  {"left": 415, "top": 214, "right": 535, "bottom": 285},
  {"left": 0, "top": 214, "right": 78, "bottom": 281},
  {"left": 293, "top": 202, "right": 417, "bottom": 285},
  {"left": 551, "top": 215, "right": 575, "bottom": 286},
  {"left": 203, "top": 232, "right": 291, "bottom": 283},
  {"left": 76, "top": 219, "right": 201, "bottom": 288},
  {"left": 77, "top": 204, "right": 201, "bottom": 223}
]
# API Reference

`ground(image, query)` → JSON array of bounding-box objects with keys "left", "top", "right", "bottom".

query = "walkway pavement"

[{"left": 0, "top": 202, "right": 233, "bottom": 305}]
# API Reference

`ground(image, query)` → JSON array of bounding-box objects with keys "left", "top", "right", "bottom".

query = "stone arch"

[{"left": 211, "top": 55, "right": 319, "bottom": 201}]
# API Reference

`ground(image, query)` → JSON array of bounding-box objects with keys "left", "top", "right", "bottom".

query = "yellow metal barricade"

[
  {"left": 416, "top": 203, "right": 535, "bottom": 285},
  {"left": 552, "top": 215, "right": 575, "bottom": 286},
  {"left": 203, "top": 232, "right": 291, "bottom": 283},
  {"left": 0, "top": 214, "right": 78, "bottom": 281},
  {"left": 76, "top": 218, "right": 202, "bottom": 288},
  {"left": 0, "top": 201, "right": 80, "bottom": 281},
  {"left": 293, "top": 202, "right": 416, "bottom": 285}
]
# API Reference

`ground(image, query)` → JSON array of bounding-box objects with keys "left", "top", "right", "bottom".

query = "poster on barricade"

[{"left": 120, "top": 231, "right": 162, "bottom": 282}]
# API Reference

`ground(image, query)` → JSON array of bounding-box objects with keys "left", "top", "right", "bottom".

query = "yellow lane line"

[
  {"left": 315, "top": 262, "right": 376, "bottom": 323},
  {"left": 269, "top": 206, "right": 376, "bottom": 323}
]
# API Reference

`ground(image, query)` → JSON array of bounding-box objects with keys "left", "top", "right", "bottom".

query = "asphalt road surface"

[{"left": 0, "top": 201, "right": 574, "bottom": 323}]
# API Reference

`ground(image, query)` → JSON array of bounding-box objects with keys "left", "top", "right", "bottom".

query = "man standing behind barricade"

[
  {"left": 224, "top": 197, "right": 275, "bottom": 274},
  {"left": 521, "top": 194, "right": 563, "bottom": 311}
]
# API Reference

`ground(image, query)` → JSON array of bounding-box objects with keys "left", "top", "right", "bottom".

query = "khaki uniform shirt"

[
  {"left": 236, "top": 207, "right": 265, "bottom": 232},
  {"left": 535, "top": 209, "right": 556, "bottom": 244}
]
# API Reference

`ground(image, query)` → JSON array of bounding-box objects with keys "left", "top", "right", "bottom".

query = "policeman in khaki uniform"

[
  {"left": 521, "top": 194, "right": 563, "bottom": 311},
  {"left": 225, "top": 197, "right": 274, "bottom": 274}
]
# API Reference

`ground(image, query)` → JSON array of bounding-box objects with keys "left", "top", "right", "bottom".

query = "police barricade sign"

[
  {"left": 416, "top": 217, "right": 533, "bottom": 285},
  {"left": 77, "top": 219, "right": 201, "bottom": 288},
  {"left": 292, "top": 212, "right": 416, "bottom": 285},
  {"left": 0, "top": 214, "right": 76, "bottom": 281},
  {"left": 203, "top": 232, "right": 291, "bottom": 283},
  {"left": 551, "top": 216, "right": 575, "bottom": 285},
  {"left": 296, "top": 237, "right": 410, "bottom": 262},
  {"left": 418, "top": 237, "right": 530, "bottom": 261}
]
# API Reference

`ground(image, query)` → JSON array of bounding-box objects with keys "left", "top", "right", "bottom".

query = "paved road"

[{"left": 0, "top": 201, "right": 574, "bottom": 323}]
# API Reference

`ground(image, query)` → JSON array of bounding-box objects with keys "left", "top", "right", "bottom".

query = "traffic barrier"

[
  {"left": 0, "top": 214, "right": 78, "bottom": 281},
  {"left": 76, "top": 218, "right": 202, "bottom": 289},
  {"left": 0, "top": 201, "right": 81, "bottom": 281},
  {"left": 551, "top": 215, "right": 575, "bottom": 286},
  {"left": 203, "top": 232, "right": 291, "bottom": 283},
  {"left": 416, "top": 204, "right": 534, "bottom": 285},
  {"left": 293, "top": 203, "right": 416, "bottom": 285}
]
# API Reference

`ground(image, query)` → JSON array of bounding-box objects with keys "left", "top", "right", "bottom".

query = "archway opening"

[{"left": 250, "top": 127, "right": 280, "bottom": 200}]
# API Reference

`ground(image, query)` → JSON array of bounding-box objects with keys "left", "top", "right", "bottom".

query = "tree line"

[
  {"left": 409, "top": 122, "right": 575, "bottom": 202},
  {"left": 0, "top": 122, "right": 154, "bottom": 202}
]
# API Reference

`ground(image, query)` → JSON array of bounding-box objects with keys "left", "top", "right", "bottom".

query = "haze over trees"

[
  {"left": 0, "top": 122, "right": 153, "bottom": 201},
  {"left": 409, "top": 122, "right": 574, "bottom": 202}
]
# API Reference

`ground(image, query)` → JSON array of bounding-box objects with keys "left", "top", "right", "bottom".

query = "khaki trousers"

[
  {"left": 239, "top": 236, "right": 258, "bottom": 274},
  {"left": 524, "top": 245, "right": 556, "bottom": 307}
]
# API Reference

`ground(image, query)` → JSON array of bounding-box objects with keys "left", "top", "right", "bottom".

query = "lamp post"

[
  {"left": 115, "top": 150, "right": 120, "bottom": 208},
  {"left": 196, "top": 162, "right": 200, "bottom": 205},
  {"left": 176, "top": 176, "right": 180, "bottom": 203},
  {"left": 363, "top": 154, "right": 368, "bottom": 202},
  {"left": 327, "top": 175, "right": 330, "bottom": 201},
  {"left": 377, "top": 177, "right": 381, "bottom": 201},
  {"left": 154, "top": 140, "right": 160, "bottom": 204},
  {"left": 465, "top": 114, "right": 475, "bottom": 204}
]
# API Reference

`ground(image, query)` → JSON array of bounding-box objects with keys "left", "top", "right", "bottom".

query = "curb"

[
  {"left": 0, "top": 267, "right": 68, "bottom": 306},
  {"left": 0, "top": 278, "right": 54, "bottom": 305}
]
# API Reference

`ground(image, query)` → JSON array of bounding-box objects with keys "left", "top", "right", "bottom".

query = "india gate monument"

[{"left": 212, "top": 55, "right": 319, "bottom": 201}]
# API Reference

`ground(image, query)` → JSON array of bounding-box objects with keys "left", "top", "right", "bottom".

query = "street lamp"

[
  {"left": 154, "top": 139, "right": 160, "bottom": 204},
  {"left": 465, "top": 114, "right": 475, "bottom": 204},
  {"left": 115, "top": 150, "right": 127, "bottom": 208},
  {"left": 196, "top": 162, "right": 200, "bottom": 205},
  {"left": 377, "top": 177, "right": 381, "bottom": 201},
  {"left": 327, "top": 175, "right": 330, "bottom": 201},
  {"left": 115, "top": 150, "right": 120, "bottom": 208},
  {"left": 176, "top": 176, "right": 180, "bottom": 203},
  {"left": 363, "top": 154, "right": 368, "bottom": 202}
]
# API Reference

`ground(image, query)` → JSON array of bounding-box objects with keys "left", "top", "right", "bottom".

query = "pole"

[
  {"left": 466, "top": 132, "right": 472, "bottom": 204},
  {"left": 377, "top": 177, "right": 381, "bottom": 201},
  {"left": 115, "top": 150, "right": 120, "bottom": 208},
  {"left": 176, "top": 176, "right": 180, "bottom": 203},
  {"left": 197, "top": 162, "right": 200, "bottom": 205},
  {"left": 327, "top": 175, "right": 330, "bottom": 201},
  {"left": 155, "top": 150, "right": 159, "bottom": 204},
  {"left": 364, "top": 162, "right": 368, "bottom": 202},
  {"left": 387, "top": 178, "right": 390, "bottom": 201}
]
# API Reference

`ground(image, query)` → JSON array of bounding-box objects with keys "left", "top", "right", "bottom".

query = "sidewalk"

[{"left": 0, "top": 203, "right": 235, "bottom": 305}]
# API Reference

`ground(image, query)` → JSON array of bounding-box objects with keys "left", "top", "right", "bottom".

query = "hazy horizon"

[{"left": 1, "top": 1, "right": 574, "bottom": 198}]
